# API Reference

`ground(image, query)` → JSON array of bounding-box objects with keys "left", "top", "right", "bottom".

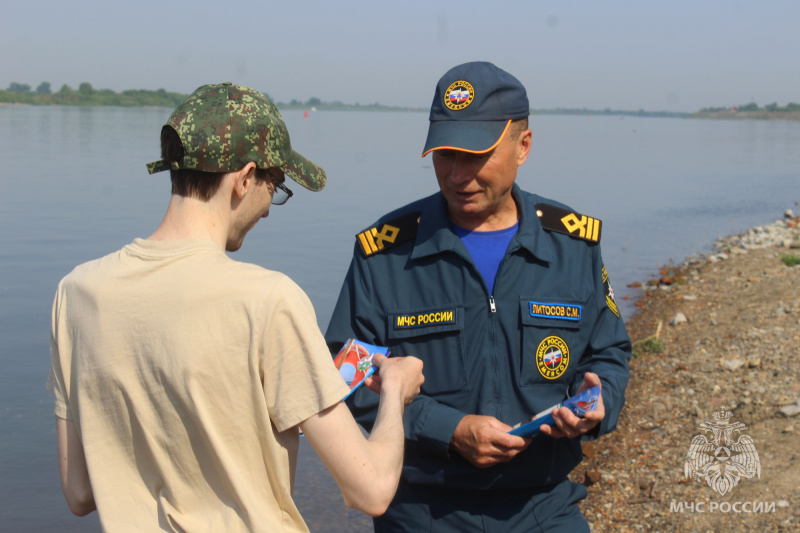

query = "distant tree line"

[
  {"left": 1, "top": 81, "right": 189, "bottom": 107},
  {"left": 531, "top": 107, "right": 689, "bottom": 118},
  {"left": 6, "top": 80, "right": 793, "bottom": 118},
  {"left": 699, "top": 102, "right": 800, "bottom": 113},
  {"left": 0, "top": 81, "right": 417, "bottom": 111},
  {"left": 7, "top": 81, "right": 53, "bottom": 94},
  {"left": 282, "top": 96, "right": 406, "bottom": 110}
]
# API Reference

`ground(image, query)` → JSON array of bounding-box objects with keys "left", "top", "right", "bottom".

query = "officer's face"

[{"left": 432, "top": 126, "right": 532, "bottom": 230}]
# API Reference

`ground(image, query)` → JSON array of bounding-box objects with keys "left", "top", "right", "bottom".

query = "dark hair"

[
  {"left": 161, "top": 126, "right": 227, "bottom": 201},
  {"left": 161, "top": 127, "right": 281, "bottom": 200},
  {"left": 254, "top": 167, "right": 275, "bottom": 184}
]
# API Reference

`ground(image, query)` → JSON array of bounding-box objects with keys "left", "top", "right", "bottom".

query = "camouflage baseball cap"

[{"left": 146, "top": 82, "right": 326, "bottom": 191}]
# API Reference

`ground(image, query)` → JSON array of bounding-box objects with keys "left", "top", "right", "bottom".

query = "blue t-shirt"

[{"left": 452, "top": 222, "right": 518, "bottom": 294}]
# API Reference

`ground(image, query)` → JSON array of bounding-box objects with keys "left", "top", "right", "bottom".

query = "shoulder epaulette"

[
  {"left": 535, "top": 203, "right": 602, "bottom": 244},
  {"left": 356, "top": 211, "right": 421, "bottom": 257}
]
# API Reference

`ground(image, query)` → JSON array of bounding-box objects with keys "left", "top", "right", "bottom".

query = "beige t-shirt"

[{"left": 48, "top": 238, "right": 349, "bottom": 532}]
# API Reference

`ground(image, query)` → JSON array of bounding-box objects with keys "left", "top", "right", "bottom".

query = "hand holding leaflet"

[
  {"left": 509, "top": 386, "right": 601, "bottom": 437},
  {"left": 333, "top": 339, "right": 391, "bottom": 400}
]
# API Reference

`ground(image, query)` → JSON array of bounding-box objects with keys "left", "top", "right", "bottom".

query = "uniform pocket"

[
  {"left": 519, "top": 297, "right": 587, "bottom": 387},
  {"left": 387, "top": 305, "right": 468, "bottom": 395}
]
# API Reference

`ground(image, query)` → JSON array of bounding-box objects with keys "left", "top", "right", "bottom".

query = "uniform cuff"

[{"left": 416, "top": 403, "right": 465, "bottom": 458}]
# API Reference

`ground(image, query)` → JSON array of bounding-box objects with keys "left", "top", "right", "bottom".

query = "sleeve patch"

[{"left": 602, "top": 265, "right": 621, "bottom": 318}]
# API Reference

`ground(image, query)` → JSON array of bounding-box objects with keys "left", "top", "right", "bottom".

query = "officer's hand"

[
  {"left": 450, "top": 415, "right": 530, "bottom": 468},
  {"left": 540, "top": 372, "right": 605, "bottom": 439},
  {"left": 364, "top": 353, "right": 424, "bottom": 405}
]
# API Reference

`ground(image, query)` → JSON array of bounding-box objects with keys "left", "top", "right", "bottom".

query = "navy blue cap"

[{"left": 422, "top": 62, "right": 530, "bottom": 156}]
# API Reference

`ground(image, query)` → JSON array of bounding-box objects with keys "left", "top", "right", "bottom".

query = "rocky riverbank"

[{"left": 573, "top": 210, "right": 800, "bottom": 532}]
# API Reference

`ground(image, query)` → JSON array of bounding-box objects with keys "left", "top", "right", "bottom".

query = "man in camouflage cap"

[{"left": 48, "top": 82, "right": 424, "bottom": 532}]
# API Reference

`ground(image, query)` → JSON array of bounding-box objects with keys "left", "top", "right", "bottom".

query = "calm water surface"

[{"left": 1, "top": 106, "right": 798, "bottom": 531}]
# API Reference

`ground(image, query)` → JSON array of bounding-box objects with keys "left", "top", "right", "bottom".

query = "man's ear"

[
  {"left": 516, "top": 129, "right": 533, "bottom": 167},
  {"left": 232, "top": 162, "right": 258, "bottom": 200}
]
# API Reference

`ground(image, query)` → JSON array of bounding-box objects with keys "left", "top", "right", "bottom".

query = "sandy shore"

[{"left": 572, "top": 211, "right": 800, "bottom": 531}]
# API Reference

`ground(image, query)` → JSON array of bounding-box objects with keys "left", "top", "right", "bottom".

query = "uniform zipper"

[{"left": 457, "top": 241, "right": 518, "bottom": 423}]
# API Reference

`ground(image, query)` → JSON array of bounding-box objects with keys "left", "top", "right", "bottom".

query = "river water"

[{"left": 1, "top": 106, "right": 798, "bottom": 531}]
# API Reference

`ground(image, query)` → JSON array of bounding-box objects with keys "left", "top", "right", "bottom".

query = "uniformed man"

[{"left": 325, "top": 62, "right": 631, "bottom": 532}]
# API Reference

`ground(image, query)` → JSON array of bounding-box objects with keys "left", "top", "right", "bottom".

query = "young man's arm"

[
  {"left": 56, "top": 417, "right": 96, "bottom": 516},
  {"left": 300, "top": 353, "right": 423, "bottom": 517}
]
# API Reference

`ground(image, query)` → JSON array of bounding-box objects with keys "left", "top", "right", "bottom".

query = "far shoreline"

[
  {"left": 622, "top": 207, "right": 800, "bottom": 322},
  {"left": 3, "top": 104, "right": 800, "bottom": 122},
  {"left": 2, "top": 94, "right": 800, "bottom": 122}
]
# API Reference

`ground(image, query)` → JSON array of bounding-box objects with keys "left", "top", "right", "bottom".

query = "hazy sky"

[{"left": 2, "top": 0, "right": 799, "bottom": 112}]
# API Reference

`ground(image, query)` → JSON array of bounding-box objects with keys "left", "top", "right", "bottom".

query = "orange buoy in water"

[{"left": 304, "top": 109, "right": 309, "bottom": 118}]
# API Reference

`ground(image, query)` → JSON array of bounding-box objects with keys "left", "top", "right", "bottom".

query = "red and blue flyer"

[
  {"left": 333, "top": 339, "right": 390, "bottom": 400},
  {"left": 508, "top": 386, "right": 601, "bottom": 437}
]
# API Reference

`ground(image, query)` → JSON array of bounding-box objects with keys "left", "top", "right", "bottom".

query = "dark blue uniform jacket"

[{"left": 325, "top": 185, "right": 631, "bottom": 491}]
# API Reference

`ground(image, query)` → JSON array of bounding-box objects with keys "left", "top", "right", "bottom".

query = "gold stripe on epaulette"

[
  {"left": 559, "top": 213, "right": 601, "bottom": 242},
  {"left": 535, "top": 203, "right": 602, "bottom": 243},
  {"left": 357, "top": 224, "right": 400, "bottom": 256},
  {"left": 358, "top": 231, "right": 377, "bottom": 255},
  {"left": 356, "top": 211, "right": 421, "bottom": 257}
]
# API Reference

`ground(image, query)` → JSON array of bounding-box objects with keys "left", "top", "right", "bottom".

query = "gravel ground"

[{"left": 572, "top": 214, "right": 800, "bottom": 532}]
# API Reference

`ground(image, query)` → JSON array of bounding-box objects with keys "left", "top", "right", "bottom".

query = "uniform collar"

[
  {"left": 513, "top": 185, "right": 554, "bottom": 263},
  {"left": 410, "top": 184, "right": 554, "bottom": 263},
  {"left": 410, "top": 192, "right": 463, "bottom": 260}
]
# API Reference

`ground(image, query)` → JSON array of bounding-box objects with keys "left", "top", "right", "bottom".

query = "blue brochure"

[
  {"left": 333, "top": 339, "right": 390, "bottom": 400},
  {"left": 508, "top": 386, "right": 600, "bottom": 437}
]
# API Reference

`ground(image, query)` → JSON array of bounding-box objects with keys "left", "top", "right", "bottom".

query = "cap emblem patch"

[{"left": 444, "top": 81, "right": 475, "bottom": 111}]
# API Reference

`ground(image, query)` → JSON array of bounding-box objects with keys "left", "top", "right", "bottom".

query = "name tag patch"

[
  {"left": 394, "top": 309, "right": 457, "bottom": 329},
  {"left": 528, "top": 301, "right": 582, "bottom": 321}
]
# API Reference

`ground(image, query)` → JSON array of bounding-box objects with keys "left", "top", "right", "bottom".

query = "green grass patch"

[
  {"left": 633, "top": 337, "right": 664, "bottom": 358},
  {"left": 780, "top": 253, "right": 800, "bottom": 267}
]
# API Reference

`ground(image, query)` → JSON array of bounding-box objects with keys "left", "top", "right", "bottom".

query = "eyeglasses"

[{"left": 271, "top": 181, "right": 293, "bottom": 205}]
